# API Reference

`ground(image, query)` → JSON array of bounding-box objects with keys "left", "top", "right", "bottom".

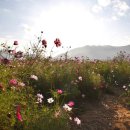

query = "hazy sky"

[{"left": 0, "top": 0, "right": 130, "bottom": 52}]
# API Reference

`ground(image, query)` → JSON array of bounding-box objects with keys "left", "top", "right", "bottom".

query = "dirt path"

[{"left": 71, "top": 94, "right": 130, "bottom": 130}]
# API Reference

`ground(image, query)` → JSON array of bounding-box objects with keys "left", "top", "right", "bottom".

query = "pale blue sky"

[{"left": 0, "top": 0, "right": 130, "bottom": 53}]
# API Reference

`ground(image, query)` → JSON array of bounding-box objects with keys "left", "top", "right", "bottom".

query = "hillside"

[{"left": 57, "top": 45, "right": 130, "bottom": 60}]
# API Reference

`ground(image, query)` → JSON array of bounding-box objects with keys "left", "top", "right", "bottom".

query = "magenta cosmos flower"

[
  {"left": 68, "top": 101, "right": 75, "bottom": 107},
  {"left": 54, "top": 38, "right": 61, "bottom": 47},
  {"left": 14, "top": 41, "right": 18, "bottom": 45},
  {"left": 42, "top": 39, "right": 47, "bottom": 48},
  {"left": 16, "top": 105, "right": 23, "bottom": 122},
  {"left": 9, "top": 79, "right": 17, "bottom": 86},
  {"left": 1, "top": 58, "right": 10, "bottom": 64}
]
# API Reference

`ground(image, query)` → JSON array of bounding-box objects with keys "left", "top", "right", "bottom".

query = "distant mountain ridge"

[{"left": 57, "top": 45, "right": 130, "bottom": 60}]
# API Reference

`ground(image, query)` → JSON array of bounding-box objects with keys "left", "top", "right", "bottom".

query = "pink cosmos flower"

[
  {"left": 16, "top": 106, "right": 22, "bottom": 122},
  {"left": 9, "top": 79, "right": 17, "bottom": 86},
  {"left": 36, "top": 93, "right": 44, "bottom": 104},
  {"left": 57, "top": 89, "right": 63, "bottom": 94},
  {"left": 68, "top": 101, "right": 75, "bottom": 107}
]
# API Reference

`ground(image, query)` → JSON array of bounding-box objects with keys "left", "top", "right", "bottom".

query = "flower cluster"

[
  {"left": 36, "top": 93, "right": 44, "bottom": 103},
  {"left": 63, "top": 101, "right": 74, "bottom": 112},
  {"left": 63, "top": 104, "right": 72, "bottom": 112}
]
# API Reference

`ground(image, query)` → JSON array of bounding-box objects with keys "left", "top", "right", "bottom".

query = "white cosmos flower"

[
  {"left": 123, "top": 85, "right": 126, "bottom": 89},
  {"left": 63, "top": 104, "right": 72, "bottom": 112},
  {"left": 37, "top": 94, "right": 43, "bottom": 99},
  {"left": 74, "top": 117, "right": 81, "bottom": 125},
  {"left": 47, "top": 98, "right": 54, "bottom": 103},
  {"left": 30, "top": 75, "right": 38, "bottom": 80},
  {"left": 18, "top": 82, "right": 25, "bottom": 87},
  {"left": 37, "top": 98, "right": 43, "bottom": 103},
  {"left": 69, "top": 117, "right": 72, "bottom": 120},
  {"left": 78, "top": 76, "right": 82, "bottom": 81}
]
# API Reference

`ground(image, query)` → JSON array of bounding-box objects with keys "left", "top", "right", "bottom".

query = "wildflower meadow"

[{"left": 0, "top": 32, "right": 130, "bottom": 130}]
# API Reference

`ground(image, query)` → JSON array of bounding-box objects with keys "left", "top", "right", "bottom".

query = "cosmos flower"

[
  {"left": 57, "top": 89, "right": 63, "bottom": 94},
  {"left": 63, "top": 104, "right": 72, "bottom": 112},
  {"left": 42, "top": 39, "right": 47, "bottom": 48},
  {"left": 47, "top": 98, "right": 54, "bottom": 103},
  {"left": 54, "top": 38, "right": 61, "bottom": 47},
  {"left": 1, "top": 58, "right": 10, "bottom": 64},
  {"left": 30, "top": 75, "right": 38, "bottom": 80},
  {"left": 16, "top": 105, "right": 23, "bottom": 122},
  {"left": 36, "top": 94, "right": 44, "bottom": 104},
  {"left": 18, "top": 82, "right": 25, "bottom": 87},
  {"left": 14, "top": 41, "right": 18, "bottom": 45},
  {"left": 78, "top": 76, "right": 82, "bottom": 81},
  {"left": 14, "top": 51, "right": 23, "bottom": 58},
  {"left": 74, "top": 117, "right": 81, "bottom": 125},
  {"left": 123, "top": 85, "right": 126, "bottom": 89},
  {"left": 9, "top": 79, "right": 17, "bottom": 86},
  {"left": 37, "top": 98, "right": 43, "bottom": 103},
  {"left": 37, "top": 93, "right": 44, "bottom": 99},
  {"left": 68, "top": 101, "right": 75, "bottom": 107}
]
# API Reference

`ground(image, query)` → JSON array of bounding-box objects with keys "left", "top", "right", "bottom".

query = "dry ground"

[{"left": 71, "top": 89, "right": 130, "bottom": 130}]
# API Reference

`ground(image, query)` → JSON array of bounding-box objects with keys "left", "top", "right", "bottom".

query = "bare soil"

[{"left": 71, "top": 90, "right": 130, "bottom": 130}]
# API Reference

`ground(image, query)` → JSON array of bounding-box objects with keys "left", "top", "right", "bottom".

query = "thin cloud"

[
  {"left": 93, "top": 0, "right": 130, "bottom": 20},
  {"left": 111, "top": 16, "right": 118, "bottom": 21},
  {"left": 21, "top": 23, "right": 35, "bottom": 40},
  {"left": 92, "top": 5, "right": 103, "bottom": 13},
  {"left": 97, "top": 0, "right": 112, "bottom": 7},
  {"left": 21, "top": 23, "right": 32, "bottom": 32},
  {"left": 113, "top": 0, "right": 129, "bottom": 17}
]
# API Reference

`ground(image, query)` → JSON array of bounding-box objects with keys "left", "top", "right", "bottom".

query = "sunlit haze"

[{"left": 0, "top": 0, "right": 130, "bottom": 55}]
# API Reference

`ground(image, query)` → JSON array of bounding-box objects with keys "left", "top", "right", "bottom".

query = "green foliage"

[{"left": 0, "top": 37, "right": 130, "bottom": 129}]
